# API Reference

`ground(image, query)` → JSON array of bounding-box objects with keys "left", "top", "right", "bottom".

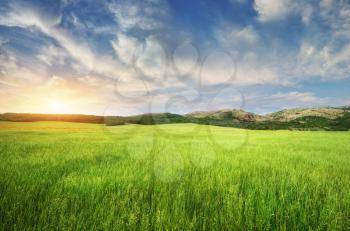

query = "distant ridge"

[
  {"left": 0, "top": 113, "right": 104, "bottom": 124},
  {"left": 1, "top": 106, "right": 350, "bottom": 131}
]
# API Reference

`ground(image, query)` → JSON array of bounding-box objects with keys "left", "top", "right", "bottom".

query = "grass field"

[{"left": 0, "top": 121, "right": 350, "bottom": 230}]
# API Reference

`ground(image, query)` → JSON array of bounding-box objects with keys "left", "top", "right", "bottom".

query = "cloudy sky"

[{"left": 0, "top": 0, "right": 350, "bottom": 115}]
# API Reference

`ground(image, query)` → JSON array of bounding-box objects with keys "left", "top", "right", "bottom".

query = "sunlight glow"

[{"left": 49, "top": 100, "right": 69, "bottom": 114}]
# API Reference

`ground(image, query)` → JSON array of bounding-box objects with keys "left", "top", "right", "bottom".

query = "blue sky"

[{"left": 0, "top": 0, "right": 350, "bottom": 115}]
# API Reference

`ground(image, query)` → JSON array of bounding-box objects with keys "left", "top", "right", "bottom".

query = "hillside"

[
  {"left": 1, "top": 106, "right": 350, "bottom": 131},
  {"left": 104, "top": 113, "right": 187, "bottom": 125},
  {"left": 187, "top": 109, "right": 265, "bottom": 122},
  {"left": 265, "top": 107, "right": 346, "bottom": 121},
  {"left": 259, "top": 107, "right": 350, "bottom": 131}
]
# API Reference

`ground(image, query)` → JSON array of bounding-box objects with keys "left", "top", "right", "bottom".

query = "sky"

[{"left": 0, "top": 0, "right": 350, "bottom": 115}]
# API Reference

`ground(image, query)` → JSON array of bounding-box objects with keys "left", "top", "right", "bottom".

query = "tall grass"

[{"left": 0, "top": 121, "right": 349, "bottom": 230}]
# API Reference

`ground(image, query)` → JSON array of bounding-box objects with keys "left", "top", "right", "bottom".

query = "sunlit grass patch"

[{"left": 0, "top": 122, "right": 350, "bottom": 230}]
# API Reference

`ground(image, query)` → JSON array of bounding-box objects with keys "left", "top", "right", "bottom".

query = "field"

[{"left": 0, "top": 121, "right": 350, "bottom": 230}]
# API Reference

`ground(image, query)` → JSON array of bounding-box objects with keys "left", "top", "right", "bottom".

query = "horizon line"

[{"left": 1, "top": 105, "right": 349, "bottom": 117}]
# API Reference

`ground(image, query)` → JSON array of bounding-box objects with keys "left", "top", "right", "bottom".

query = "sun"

[{"left": 49, "top": 100, "right": 68, "bottom": 114}]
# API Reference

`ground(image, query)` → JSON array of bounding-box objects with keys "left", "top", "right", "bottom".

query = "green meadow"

[{"left": 0, "top": 121, "right": 349, "bottom": 230}]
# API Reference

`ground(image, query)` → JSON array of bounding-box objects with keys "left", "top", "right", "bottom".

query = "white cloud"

[
  {"left": 0, "top": 48, "right": 47, "bottom": 87},
  {"left": 172, "top": 42, "right": 199, "bottom": 76},
  {"left": 215, "top": 23, "right": 293, "bottom": 86},
  {"left": 269, "top": 91, "right": 319, "bottom": 103},
  {"left": 223, "top": 0, "right": 350, "bottom": 82},
  {"left": 111, "top": 33, "right": 141, "bottom": 65},
  {"left": 0, "top": 1, "right": 180, "bottom": 109},
  {"left": 301, "top": 4, "right": 313, "bottom": 25},
  {"left": 0, "top": 4, "right": 60, "bottom": 30},
  {"left": 0, "top": 5, "right": 91, "bottom": 68},
  {"left": 70, "top": 13, "right": 85, "bottom": 30},
  {"left": 134, "top": 36, "right": 167, "bottom": 82},
  {"left": 296, "top": 1, "right": 350, "bottom": 80},
  {"left": 0, "top": 3, "right": 127, "bottom": 78},
  {"left": 320, "top": 0, "right": 333, "bottom": 10},
  {"left": 235, "top": 66, "right": 285, "bottom": 86},
  {"left": 217, "top": 25, "right": 259, "bottom": 47},
  {"left": 200, "top": 51, "right": 235, "bottom": 85},
  {"left": 111, "top": 33, "right": 170, "bottom": 94},
  {"left": 0, "top": 2, "right": 176, "bottom": 108},
  {"left": 254, "top": 0, "right": 294, "bottom": 22},
  {"left": 36, "top": 45, "right": 67, "bottom": 66},
  {"left": 235, "top": 26, "right": 259, "bottom": 44},
  {"left": 0, "top": 3, "right": 136, "bottom": 114},
  {"left": 108, "top": 0, "right": 168, "bottom": 32}
]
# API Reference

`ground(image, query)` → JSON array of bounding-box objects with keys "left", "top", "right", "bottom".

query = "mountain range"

[{"left": 1, "top": 106, "right": 350, "bottom": 131}]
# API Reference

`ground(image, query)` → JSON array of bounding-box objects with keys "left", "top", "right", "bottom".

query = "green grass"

[{"left": 0, "top": 121, "right": 350, "bottom": 230}]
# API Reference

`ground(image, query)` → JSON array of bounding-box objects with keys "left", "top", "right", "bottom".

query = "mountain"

[
  {"left": 265, "top": 107, "right": 346, "bottom": 121},
  {"left": 255, "top": 107, "right": 350, "bottom": 130},
  {"left": 1, "top": 106, "right": 350, "bottom": 131}
]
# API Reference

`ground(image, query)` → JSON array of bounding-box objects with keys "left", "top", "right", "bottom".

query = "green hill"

[{"left": 1, "top": 106, "right": 350, "bottom": 131}]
